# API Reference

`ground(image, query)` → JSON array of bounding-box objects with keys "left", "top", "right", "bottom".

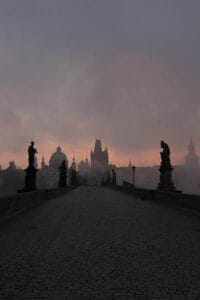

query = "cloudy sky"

[{"left": 0, "top": 0, "right": 200, "bottom": 168}]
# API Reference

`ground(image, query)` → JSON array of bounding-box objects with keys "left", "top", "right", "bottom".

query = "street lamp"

[{"left": 132, "top": 165, "right": 136, "bottom": 187}]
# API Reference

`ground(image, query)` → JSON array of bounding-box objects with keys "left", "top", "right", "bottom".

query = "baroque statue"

[
  {"left": 28, "top": 141, "right": 37, "bottom": 168},
  {"left": 157, "top": 140, "right": 175, "bottom": 191}
]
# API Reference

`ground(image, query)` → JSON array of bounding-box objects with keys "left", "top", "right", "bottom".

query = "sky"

[{"left": 0, "top": 0, "right": 200, "bottom": 168}]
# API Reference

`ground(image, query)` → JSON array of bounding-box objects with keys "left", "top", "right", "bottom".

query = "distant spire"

[
  {"left": 71, "top": 156, "right": 76, "bottom": 171},
  {"left": 185, "top": 138, "right": 199, "bottom": 169},
  {"left": 94, "top": 139, "right": 102, "bottom": 153},
  {"left": 41, "top": 154, "right": 46, "bottom": 168},
  {"left": 188, "top": 138, "right": 195, "bottom": 154}
]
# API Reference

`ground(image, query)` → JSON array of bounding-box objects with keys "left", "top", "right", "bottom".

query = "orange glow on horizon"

[{"left": 0, "top": 140, "right": 187, "bottom": 169}]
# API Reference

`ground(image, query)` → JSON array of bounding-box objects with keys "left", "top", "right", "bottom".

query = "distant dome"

[{"left": 49, "top": 146, "right": 68, "bottom": 169}]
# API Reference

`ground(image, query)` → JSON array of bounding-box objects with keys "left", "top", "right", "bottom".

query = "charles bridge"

[
  {"left": 0, "top": 184, "right": 200, "bottom": 299},
  {"left": 0, "top": 141, "right": 200, "bottom": 298}
]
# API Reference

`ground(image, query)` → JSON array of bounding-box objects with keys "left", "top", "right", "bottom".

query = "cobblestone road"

[{"left": 0, "top": 187, "right": 200, "bottom": 299}]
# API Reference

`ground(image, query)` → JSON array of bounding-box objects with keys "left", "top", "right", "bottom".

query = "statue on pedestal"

[
  {"left": 157, "top": 140, "right": 175, "bottom": 191},
  {"left": 111, "top": 168, "right": 117, "bottom": 185},
  {"left": 19, "top": 141, "right": 38, "bottom": 193},
  {"left": 28, "top": 141, "right": 37, "bottom": 168}
]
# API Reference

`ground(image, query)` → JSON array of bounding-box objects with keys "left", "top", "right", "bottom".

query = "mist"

[{"left": 0, "top": 0, "right": 200, "bottom": 168}]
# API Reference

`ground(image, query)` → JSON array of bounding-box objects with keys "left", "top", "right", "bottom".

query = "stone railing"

[
  {"left": 112, "top": 184, "right": 200, "bottom": 212},
  {"left": 155, "top": 190, "right": 200, "bottom": 211},
  {"left": 0, "top": 187, "right": 72, "bottom": 222}
]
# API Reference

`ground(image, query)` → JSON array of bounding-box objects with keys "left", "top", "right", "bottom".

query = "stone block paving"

[{"left": 0, "top": 186, "right": 200, "bottom": 299}]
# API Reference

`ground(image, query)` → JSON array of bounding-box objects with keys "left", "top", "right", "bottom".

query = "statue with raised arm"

[
  {"left": 18, "top": 141, "right": 38, "bottom": 193},
  {"left": 28, "top": 141, "right": 37, "bottom": 168}
]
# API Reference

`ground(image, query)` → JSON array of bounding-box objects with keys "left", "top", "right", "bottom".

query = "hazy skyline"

[{"left": 0, "top": 0, "right": 200, "bottom": 168}]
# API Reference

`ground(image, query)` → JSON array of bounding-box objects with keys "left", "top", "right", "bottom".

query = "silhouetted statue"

[
  {"left": 111, "top": 169, "right": 117, "bottom": 185},
  {"left": 19, "top": 141, "right": 38, "bottom": 193},
  {"left": 157, "top": 140, "right": 175, "bottom": 191},
  {"left": 28, "top": 141, "right": 37, "bottom": 168},
  {"left": 160, "top": 140, "right": 171, "bottom": 168},
  {"left": 59, "top": 160, "right": 67, "bottom": 188}
]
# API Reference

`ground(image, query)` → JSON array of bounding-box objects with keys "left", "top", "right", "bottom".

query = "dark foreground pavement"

[{"left": 0, "top": 186, "right": 200, "bottom": 299}]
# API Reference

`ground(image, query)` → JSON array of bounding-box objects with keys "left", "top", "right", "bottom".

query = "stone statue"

[
  {"left": 160, "top": 140, "right": 171, "bottom": 167},
  {"left": 111, "top": 168, "right": 117, "bottom": 185},
  {"left": 19, "top": 141, "right": 38, "bottom": 193},
  {"left": 28, "top": 141, "right": 37, "bottom": 168},
  {"left": 158, "top": 140, "right": 175, "bottom": 191}
]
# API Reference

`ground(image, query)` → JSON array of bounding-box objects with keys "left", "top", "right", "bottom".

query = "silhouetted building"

[
  {"left": 37, "top": 146, "right": 69, "bottom": 189},
  {"left": 91, "top": 139, "right": 109, "bottom": 184},
  {"left": 41, "top": 155, "right": 47, "bottom": 169},
  {"left": 78, "top": 160, "right": 86, "bottom": 174},
  {"left": 77, "top": 157, "right": 90, "bottom": 185},
  {"left": 172, "top": 139, "right": 200, "bottom": 194},
  {"left": 71, "top": 157, "right": 76, "bottom": 171},
  {"left": 49, "top": 146, "right": 68, "bottom": 169},
  {"left": 184, "top": 139, "right": 199, "bottom": 169},
  {"left": 6, "top": 161, "right": 17, "bottom": 171},
  {"left": 78, "top": 157, "right": 90, "bottom": 175},
  {"left": 69, "top": 157, "right": 78, "bottom": 185}
]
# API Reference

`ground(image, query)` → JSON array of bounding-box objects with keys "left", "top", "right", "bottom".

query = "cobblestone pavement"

[{"left": 0, "top": 187, "right": 200, "bottom": 299}]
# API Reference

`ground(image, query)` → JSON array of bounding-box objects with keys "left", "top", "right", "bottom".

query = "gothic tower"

[
  {"left": 90, "top": 139, "right": 109, "bottom": 183},
  {"left": 185, "top": 139, "right": 199, "bottom": 169}
]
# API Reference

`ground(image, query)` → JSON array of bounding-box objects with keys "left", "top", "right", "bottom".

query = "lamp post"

[{"left": 132, "top": 165, "right": 136, "bottom": 187}]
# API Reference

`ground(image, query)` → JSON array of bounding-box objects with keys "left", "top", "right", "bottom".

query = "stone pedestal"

[
  {"left": 23, "top": 166, "right": 38, "bottom": 192},
  {"left": 157, "top": 165, "right": 175, "bottom": 191}
]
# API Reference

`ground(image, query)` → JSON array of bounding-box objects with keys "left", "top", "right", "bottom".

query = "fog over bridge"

[{"left": 0, "top": 186, "right": 200, "bottom": 298}]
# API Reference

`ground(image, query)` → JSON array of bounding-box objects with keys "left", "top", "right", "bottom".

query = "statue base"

[
  {"left": 157, "top": 166, "right": 176, "bottom": 192},
  {"left": 19, "top": 166, "right": 38, "bottom": 193}
]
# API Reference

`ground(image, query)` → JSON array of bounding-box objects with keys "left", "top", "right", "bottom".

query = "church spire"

[
  {"left": 71, "top": 156, "right": 76, "bottom": 171},
  {"left": 41, "top": 154, "right": 46, "bottom": 169},
  {"left": 188, "top": 138, "right": 195, "bottom": 154},
  {"left": 94, "top": 139, "right": 102, "bottom": 153},
  {"left": 185, "top": 138, "right": 199, "bottom": 169}
]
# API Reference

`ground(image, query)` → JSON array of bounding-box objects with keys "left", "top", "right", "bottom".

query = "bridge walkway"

[{"left": 0, "top": 186, "right": 200, "bottom": 298}]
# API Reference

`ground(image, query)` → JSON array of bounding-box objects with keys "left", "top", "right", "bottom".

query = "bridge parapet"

[
  {"left": 155, "top": 190, "right": 200, "bottom": 211},
  {"left": 112, "top": 185, "right": 200, "bottom": 213},
  {"left": 0, "top": 188, "right": 71, "bottom": 222}
]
